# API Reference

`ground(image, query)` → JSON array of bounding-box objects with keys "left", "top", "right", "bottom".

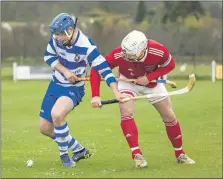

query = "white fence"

[
  {"left": 12, "top": 61, "right": 222, "bottom": 82},
  {"left": 13, "top": 62, "right": 52, "bottom": 81}
]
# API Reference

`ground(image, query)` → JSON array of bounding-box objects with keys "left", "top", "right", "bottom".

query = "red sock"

[
  {"left": 164, "top": 120, "right": 184, "bottom": 158},
  {"left": 120, "top": 118, "right": 142, "bottom": 159}
]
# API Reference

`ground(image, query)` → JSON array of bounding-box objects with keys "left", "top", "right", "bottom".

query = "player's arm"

[
  {"left": 44, "top": 38, "right": 77, "bottom": 82},
  {"left": 87, "top": 45, "right": 123, "bottom": 106},
  {"left": 146, "top": 46, "right": 175, "bottom": 81},
  {"left": 90, "top": 48, "right": 119, "bottom": 98}
]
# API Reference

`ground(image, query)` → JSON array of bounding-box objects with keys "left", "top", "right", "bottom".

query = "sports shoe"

[
  {"left": 134, "top": 154, "right": 148, "bottom": 169},
  {"left": 72, "top": 148, "right": 92, "bottom": 163},
  {"left": 177, "top": 154, "right": 195, "bottom": 164},
  {"left": 60, "top": 153, "right": 75, "bottom": 167}
]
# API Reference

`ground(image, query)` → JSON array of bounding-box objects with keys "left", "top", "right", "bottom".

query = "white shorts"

[{"left": 118, "top": 74, "right": 168, "bottom": 104}]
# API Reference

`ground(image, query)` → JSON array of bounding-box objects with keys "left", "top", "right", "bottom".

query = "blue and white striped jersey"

[{"left": 44, "top": 29, "right": 116, "bottom": 87}]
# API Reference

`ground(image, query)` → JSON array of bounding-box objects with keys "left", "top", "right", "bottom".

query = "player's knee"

[
  {"left": 162, "top": 113, "right": 176, "bottom": 123},
  {"left": 120, "top": 106, "right": 133, "bottom": 116},
  {"left": 51, "top": 111, "right": 63, "bottom": 123}
]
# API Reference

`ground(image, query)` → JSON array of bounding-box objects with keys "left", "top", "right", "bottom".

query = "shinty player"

[
  {"left": 39, "top": 13, "right": 126, "bottom": 167},
  {"left": 90, "top": 30, "right": 195, "bottom": 168}
]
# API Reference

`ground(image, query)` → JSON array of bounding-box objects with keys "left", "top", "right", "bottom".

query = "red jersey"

[{"left": 90, "top": 39, "right": 175, "bottom": 97}]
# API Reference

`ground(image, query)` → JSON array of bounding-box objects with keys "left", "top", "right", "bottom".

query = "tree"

[
  {"left": 162, "top": 1, "right": 205, "bottom": 24},
  {"left": 97, "top": 1, "right": 111, "bottom": 12},
  {"left": 135, "top": 1, "right": 147, "bottom": 23}
]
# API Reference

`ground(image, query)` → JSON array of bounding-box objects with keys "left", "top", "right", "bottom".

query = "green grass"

[{"left": 1, "top": 67, "right": 222, "bottom": 178}]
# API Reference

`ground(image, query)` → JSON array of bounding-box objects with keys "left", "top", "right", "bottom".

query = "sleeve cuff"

[
  {"left": 107, "top": 77, "right": 117, "bottom": 86},
  {"left": 50, "top": 60, "right": 59, "bottom": 68},
  {"left": 146, "top": 74, "right": 154, "bottom": 81}
]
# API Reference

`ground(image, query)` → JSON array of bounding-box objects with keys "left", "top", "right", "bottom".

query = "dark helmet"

[{"left": 49, "top": 13, "right": 77, "bottom": 34}]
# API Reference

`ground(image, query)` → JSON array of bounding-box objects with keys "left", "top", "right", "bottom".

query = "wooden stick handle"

[{"left": 76, "top": 77, "right": 177, "bottom": 88}]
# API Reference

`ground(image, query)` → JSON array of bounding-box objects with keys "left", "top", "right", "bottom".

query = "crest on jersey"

[
  {"left": 74, "top": 53, "right": 80, "bottom": 62},
  {"left": 128, "top": 68, "right": 135, "bottom": 76}
]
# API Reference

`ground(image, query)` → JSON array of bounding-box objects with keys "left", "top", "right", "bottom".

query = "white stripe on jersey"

[
  {"left": 104, "top": 73, "right": 115, "bottom": 81},
  {"left": 148, "top": 48, "right": 164, "bottom": 57},
  {"left": 86, "top": 45, "right": 95, "bottom": 57},
  {"left": 148, "top": 51, "right": 163, "bottom": 57},
  {"left": 91, "top": 55, "right": 105, "bottom": 67},
  {"left": 114, "top": 52, "right": 123, "bottom": 59},
  {"left": 160, "top": 54, "right": 172, "bottom": 67},
  {"left": 97, "top": 67, "right": 111, "bottom": 74},
  {"left": 86, "top": 45, "right": 106, "bottom": 68},
  {"left": 149, "top": 49, "right": 164, "bottom": 56},
  {"left": 47, "top": 43, "right": 57, "bottom": 55},
  {"left": 149, "top": 47, "right": 164, "bottom": 54},
  {"left": 44, "top": 29, "right": 115, "bottom": 87},
  {"left": 51, "top": 60, "right": 59, "bottom": 68},
  {"left": 53, "top": 66, "right": 86, "bottom": 86},
  {"left": 44, "top": 55, "right": 53, "bottom": 62}
]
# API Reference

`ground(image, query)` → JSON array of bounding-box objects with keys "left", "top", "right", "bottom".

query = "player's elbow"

[
  {"left": 169, "top": 59, "right": 175, "bottom": 70},
  {"left": 44, "top": 56, "right": 49, "bottom": 63}
]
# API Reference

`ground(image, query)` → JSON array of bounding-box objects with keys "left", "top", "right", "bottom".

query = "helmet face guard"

[
  {"left": 121, "top": 30, "right": 148, "bottom": 62},
  {"left": 121, "top": 49, "right": 139, "bottom": 62},
  {"left": 121, "top": 47, "right": 147, "bottom": 62},
  {"left": 61, "top": 19, "right": 77, "bottom": 47}
]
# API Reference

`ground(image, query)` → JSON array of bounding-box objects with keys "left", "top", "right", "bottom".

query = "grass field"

[{"left": 1, "top": 67, "right": 222, "bottom": 178}]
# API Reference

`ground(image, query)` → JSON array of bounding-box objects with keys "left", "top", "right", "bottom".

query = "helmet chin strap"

[
  {"left": 63, "top": 17, "right": 78, "bottom": 47},
  {"left": 63, "top": 28, "right": 75, "bottom": 47}
]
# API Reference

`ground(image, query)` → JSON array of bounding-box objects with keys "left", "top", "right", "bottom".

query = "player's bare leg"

[
  {"left": 39, "top": 117, "right": 91, "bottom": 166},
  {"left": 50, "top": 96, "right": 76, "bottom": 167},
  {"left": 153, "top": 97, "right": 195, "bottom": 164},
  {"left": 52, "top": 96, "right": 92, "bottom": 166},
  {"left": 119, "top": 91, "right": 147, "bottom": 168},
  {"left": 39, "top": 117, "right": 54, "bottom": 138}
]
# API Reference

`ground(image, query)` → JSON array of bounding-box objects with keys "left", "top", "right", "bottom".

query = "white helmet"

[{"left": 121, "top": 30, "right": 147, "bottom": 59}]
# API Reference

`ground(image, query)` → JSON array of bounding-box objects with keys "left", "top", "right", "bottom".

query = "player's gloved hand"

[
  {"left": 135, "top": 76, "right": 150, "bottom": 86},
  {"left": 64, "top": 70, "right": 78, "bottom": 83},
  {"left": 91, "top": 96, "right": 102, "bottom": 108}
]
